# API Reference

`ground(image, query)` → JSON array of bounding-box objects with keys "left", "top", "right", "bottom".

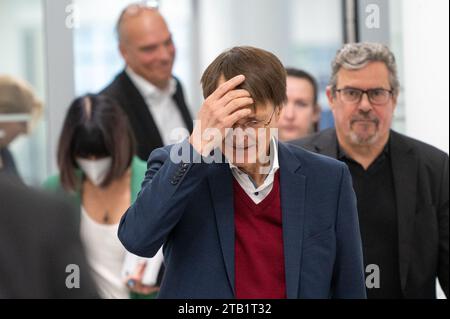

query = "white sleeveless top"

[{"left": 80, "top": 206, "right": 129, "bottom": 299}]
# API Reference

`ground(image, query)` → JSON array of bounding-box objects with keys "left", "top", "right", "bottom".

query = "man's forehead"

[
  {"left": 215, "top": 75, "right": 275, "bottom": 115},
  {"left": 122, "top": 7, "right": 162, "bottom": 24},
  {"left": 337, "top": 62, "right": 391, "bottom": 88},
  {"left": 121, "top": 11, "right": 170, "bottom": 42}
]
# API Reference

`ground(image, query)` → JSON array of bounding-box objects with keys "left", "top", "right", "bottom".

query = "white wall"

[
  {"left": 198, "top": 0, "right": 290, "bottom": 95},
  {"left": 402, "top": 0, "right": 449, "bottom": 154},
  {"left": 403, "top": 0, "right": 449, "bottom": 299}
]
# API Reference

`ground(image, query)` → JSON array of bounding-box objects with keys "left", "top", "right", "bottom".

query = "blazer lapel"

[
  {"left": 389, "top": 131, "right": 418, "bottom": 292},
  {"left": 172, "top": 78, "right": 193, "bottom": 133},
  {"left": 119, "top": 71, "right": 164, "bottom": 147},
  {"left": 312, "top": 128, "right": 339, "bottom": 158},
  {"left": 278, "top": 143, "right": 306, "bottom": 299},
  {"left": 315, "top": 129, "right": 418, "bottom": 293},
  {"left": 207, "top": 143, "right": 307, "bottom": 299},
  {"left": 208, "top": 163, "right": 236, "bottom": 295}
]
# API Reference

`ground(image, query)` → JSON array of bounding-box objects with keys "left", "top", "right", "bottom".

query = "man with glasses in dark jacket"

[{"left": 293, "top": 42, "right": 449, "bottom": 299}]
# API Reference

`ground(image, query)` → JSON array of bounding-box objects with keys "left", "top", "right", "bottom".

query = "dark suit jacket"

[
  {"left": 100, "top": 70, "right": 193, "bottom": 161},
  {"left": 0, "top": 173, "right": 98, "bottom": 298},
  {"left": 292, "top": 128, "right": 449, "bottom": 299},
  {"left": 118, "top": 139, "right": 367, "bottom": 299},
  {"left": 0, "top": 147, "right": 20, "bottom": 180}
]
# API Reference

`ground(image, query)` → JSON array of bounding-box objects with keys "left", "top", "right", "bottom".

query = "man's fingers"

[
  {"left": 225, "top": 108, "right": 252, "bottom": 127},
  {"left": 210, "top": 75, "right": 246, "bottom": 100},
  {"left": 219, "top": 89, "right": 252, "bottom": 108},
  {"left": 131, "top": 262, "right": 147, "bottom": 281},
  {"left": 221, "top": 97, "right": 254, "bottom": 117},
  {"left": 137, "top": 262, "right": 147, "bottom": 279}
]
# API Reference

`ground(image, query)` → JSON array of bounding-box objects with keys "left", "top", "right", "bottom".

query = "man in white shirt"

[
  {"left": 100, "top": 2, "right": 193, "bottom": 296},
  {"left": 228, "top": 136, "right": 279, "bottom": 204},
  {"left": 101, "top": 3, "right": 192, "bottom": 161}
]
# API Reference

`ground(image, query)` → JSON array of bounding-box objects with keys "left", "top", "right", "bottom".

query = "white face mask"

[{"left": 76, "top": 157, "right": 112, "bottom": 187}]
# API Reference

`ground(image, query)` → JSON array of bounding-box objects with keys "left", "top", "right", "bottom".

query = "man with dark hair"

[
  {"left": 118, "top": 46, "right": 366, "bottom": 299},
  {"left": 278, "top": 68, "right": 321, "bottom": 141},
  {"left": 293, "top": 42, "right": 449, "bottom": 299},
  {"left": 101, "top": 3, "right": 192, "bottom": 161}
]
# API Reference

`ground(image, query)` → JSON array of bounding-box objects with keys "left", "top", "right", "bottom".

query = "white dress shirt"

[
  {"left": 126, "top": 67, "right": 189, "bottom": 145},
  {"left": 228, "top": 137, "right": 280, "bottom": 204}
]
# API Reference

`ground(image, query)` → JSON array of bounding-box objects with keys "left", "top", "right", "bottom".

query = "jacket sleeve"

[
  {"left": 438, "top": 154, "right": 449, "bottom": 297},
  {"left": 118, "top": 139, "right": 209, "bottom": 257},
  {"left": 331, "top": 164, "right": 367, "bottom": 299}
]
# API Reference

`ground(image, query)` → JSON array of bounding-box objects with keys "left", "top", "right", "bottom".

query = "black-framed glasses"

[
  {"left": 335, "top": 87, "right": 393, "bottom": 105},
  {"left": 237, "top": 108, "right": 277, "bottom": 129}
]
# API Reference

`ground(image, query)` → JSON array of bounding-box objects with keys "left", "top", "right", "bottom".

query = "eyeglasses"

[
  {"left": 335, "top": 87, "right": 393, "bottom": 105},
  {"left": 236, "top": 108, "right": 277, "bottom": 129}
]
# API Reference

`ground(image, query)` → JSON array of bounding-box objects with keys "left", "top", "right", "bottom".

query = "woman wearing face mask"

[
  {"left": 0, "top": 75, "right": 42, "bottom": 180},
  {"left": 43, "top": 94, "right": 160, "bottom": 299}
]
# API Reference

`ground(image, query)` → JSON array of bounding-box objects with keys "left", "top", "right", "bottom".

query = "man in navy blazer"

[{"left": 118, "top": 46, "right": 366, "bottom": 299}]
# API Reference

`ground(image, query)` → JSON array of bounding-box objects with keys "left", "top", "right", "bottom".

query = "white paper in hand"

[{"left": 121, "top": 247, "right": 164, "bottom": 286}]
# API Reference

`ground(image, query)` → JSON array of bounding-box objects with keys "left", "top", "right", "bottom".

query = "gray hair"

[{"left": 330, "top": 42, "right": 400, "bottom": 96}]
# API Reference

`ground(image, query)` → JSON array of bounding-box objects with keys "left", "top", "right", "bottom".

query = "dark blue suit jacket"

[{"left": 118, "top": 139, "right": 366, "bottom": 299}]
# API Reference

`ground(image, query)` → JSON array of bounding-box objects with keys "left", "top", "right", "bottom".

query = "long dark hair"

[{"left": 57, "top": 94, "right": 135, "bottom": 191}]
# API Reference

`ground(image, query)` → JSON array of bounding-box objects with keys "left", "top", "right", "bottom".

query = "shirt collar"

[
  {"left": 337, "top": 136, "right": 391, "bottom": 170},
  {"left": 126, "top": 67, "right": 176, "bottom": 101},
  {"left": 337, "top": 138, "right": 390, "bottom": 161},
  {"left": 228, "top": 136, "right": 280, "bottom": 179}
]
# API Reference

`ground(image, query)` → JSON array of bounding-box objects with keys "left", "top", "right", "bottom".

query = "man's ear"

[
  {"left": 326, "top": 86, "right": 336, "bottom": 111},
  {"left": 276, "top": 105, "right": 283, "bottom": 116},
  {"left": 273, "top": 105, "right": 283, "bottom": 123},
  {"left": 313, "top": 104, "right": 322, "bottom": 123},
  {"left": 119, "top": 43, "right": 128, "bottom": 62}
]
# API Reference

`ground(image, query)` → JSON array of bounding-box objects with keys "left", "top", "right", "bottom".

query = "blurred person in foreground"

[{"left": 0, "top": 173, "right": 98, "bottom": 298}]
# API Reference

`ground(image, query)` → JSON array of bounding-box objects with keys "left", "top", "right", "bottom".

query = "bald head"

[
  {"left": 117, "top": 6, "right": 176, "bottom": 89},
  {"left": 117, "top": 7, "right": 165, "bottom": 44}
]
